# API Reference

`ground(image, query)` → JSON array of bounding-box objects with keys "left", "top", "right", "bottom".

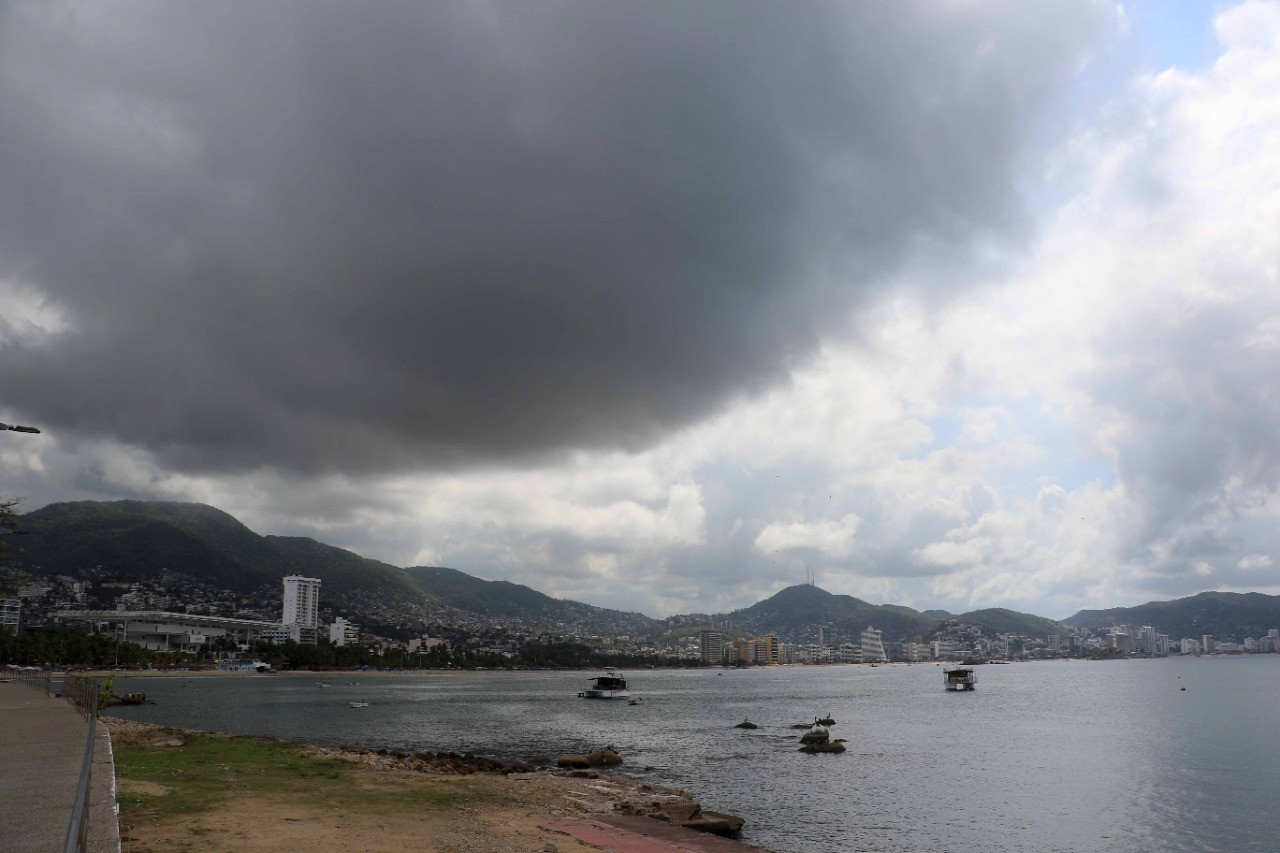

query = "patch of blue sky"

[
  {"left": 916, "top": 395, "right": 1116, "bottom": 500},
  {"left": 1029, "top": 0, "right": 1225, "bottom": 217},
  {"left": 906, "top": 414, "right": 958, "bottom": 459},
  {"left": 1124, "top": 0, "right": 1224, "bottom": 75}
]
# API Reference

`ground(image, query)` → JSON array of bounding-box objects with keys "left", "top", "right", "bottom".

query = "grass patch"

[{"left": 115, "top": 729, "right": 468, "bottom": 827}]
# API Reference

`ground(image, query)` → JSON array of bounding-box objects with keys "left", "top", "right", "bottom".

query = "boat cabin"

[{"left": 943, "top": 665, "right": 977, "bottom": 691}]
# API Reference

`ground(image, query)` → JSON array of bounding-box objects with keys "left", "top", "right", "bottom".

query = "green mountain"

[
  {"left": 1065, "top": 591, "right": 1280, "bottom": 640},
  {"left": 13, "top": 501, "right": 268, "bottom": 591},
  {"left": 948, "top": 607, "right": 1063, "bottom": 638},
  {"left": 404, "top": 566, "right": 660, "bottom": 635},
  {"left": 720, "top": 584, "right": 937, "bottom": 643},
  {"left": 6, "top": 500, "right": 658, "bottom": 634},
  {"left": 11, "top": 500, "right": 424, "bottom": 604}
]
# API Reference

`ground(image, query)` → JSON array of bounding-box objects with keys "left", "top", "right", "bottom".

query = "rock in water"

[
  {"left": 556, "top": 754, "right": 591, "bottom": 769},
  {"left": 799, "top": 741, "right": 847, "bottom": 754},
  {"left": 684, "top": 810, "right": 747, "bottom": 835},
  {"left": 734, "top": 719, "right": 758, "bottom": 729},
  {"left": 799, "top": 724, "right": 830, "bottom": 745}
]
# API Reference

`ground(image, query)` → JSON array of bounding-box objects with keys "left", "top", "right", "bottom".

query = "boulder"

[
  {"left": 556, "top": 754, "right": 591, "bottom": 769},
  {"left": 799, "top": 741, "right": 846, "bottom": 754},
  {"left": 683, "top": 810, "right": 746, "bottom": 836},
  {"left": 733, "top": 720, "right": 758, "bottom": 729}
]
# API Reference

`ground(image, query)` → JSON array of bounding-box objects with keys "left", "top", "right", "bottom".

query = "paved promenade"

[{"left": 0, "top": 680, "right": 120, "bottom": 853}]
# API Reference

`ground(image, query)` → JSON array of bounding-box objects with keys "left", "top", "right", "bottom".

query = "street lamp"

[{"left": 1, "top": 422, "right": 41, "bottom": 434}]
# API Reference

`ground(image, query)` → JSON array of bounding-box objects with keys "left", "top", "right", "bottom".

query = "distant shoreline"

[{"left": 67, "top": 660, "right": 941, "bottom": 678}]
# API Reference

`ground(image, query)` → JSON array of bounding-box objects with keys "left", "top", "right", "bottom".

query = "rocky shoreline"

[
  {"left": 106, "top": 716, "right": 755, "bottom": 851},
  {"left": 314, "top": 742, "right": 747, "bottom": 836}
]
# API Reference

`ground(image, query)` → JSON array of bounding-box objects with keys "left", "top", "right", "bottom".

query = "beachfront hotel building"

[
  {"left": 698, "top": 630, "right": 724, "bottom": 664},
  {"left": 329, "top": 616, "right": 359, "bottom": 647},
  {"left": 752, "top": 634, "right": 780, "bottom": 664},
  {"left": 283, "top": 575, "right": 321, "bottom": 629},
  {"left": 860, "top": 626, "right": 887, "bottom": 663}
]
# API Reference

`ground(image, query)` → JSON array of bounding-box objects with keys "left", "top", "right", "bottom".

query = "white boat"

[
  {"left": 944, "top": 665, "right": 976, "bottom": 691},
  {"left": 350, "top": 701, "right": 369, "bottom": 708},
  {"left": 578, "top": 671, "right": 630, "bottom": 699}
]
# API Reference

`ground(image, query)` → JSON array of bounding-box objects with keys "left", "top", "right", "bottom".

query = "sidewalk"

[
  {"left": 543, "top": 815, "right": 770, "bottom": 852},
  {"left": 0, "top": 680, "right": 120, "bottom": 853}
]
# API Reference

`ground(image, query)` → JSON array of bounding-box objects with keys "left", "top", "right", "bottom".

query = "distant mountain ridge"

[
  {"left": 1065, "top": 591, "right": 1280, "bottom": 640},
  {"left": 713, "top": 584, "right": 937, "bottom": 643},
  {"left": 8, "top": 501, "right": 650, "bottom": 631},
  {"left": 8, "top": 500, "right": 1277, "bottom": 643},
  {"left": 403, "top": 566, "right": 661, "bottom": 635},
  {"left": 701, "top": 585, "right": 1064, "bottom": 644}
]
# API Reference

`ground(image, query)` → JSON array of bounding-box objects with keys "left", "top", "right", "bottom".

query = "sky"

[{"left": 3, "top": 1, "right": 1280, "bottom": 620}]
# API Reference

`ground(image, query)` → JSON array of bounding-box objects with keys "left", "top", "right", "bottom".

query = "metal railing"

[
  {"left": 7, "top": 668, "right": 53, "bottom": 695},
  {"left": 60, "top": 676, "right": 104, "bottom": 853},
  {"left": 3, "top": 671, "right": 105, "bottom": 851}
]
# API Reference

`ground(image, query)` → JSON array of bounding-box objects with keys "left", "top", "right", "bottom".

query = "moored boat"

[{"left": 578, "top": 671, "right": 630, "bottom": 699}]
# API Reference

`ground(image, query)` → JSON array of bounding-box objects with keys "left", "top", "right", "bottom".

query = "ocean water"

[{"left": 113, "top": 657, "right": 1280, "bottom": 852}]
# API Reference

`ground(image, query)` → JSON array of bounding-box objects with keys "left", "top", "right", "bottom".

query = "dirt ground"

[{"left": 106, "top": 717, "right": 702, "bottom": 853}]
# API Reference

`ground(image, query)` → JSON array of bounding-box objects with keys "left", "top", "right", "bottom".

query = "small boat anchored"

[
  {"left": 578, "top": 671, "right": 630, "bottom": 699},
  {"left": 944, "top": 665, "right": 976, "bottom": 691}
]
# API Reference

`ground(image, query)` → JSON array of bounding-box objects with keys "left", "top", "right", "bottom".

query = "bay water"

[{"left": 114, "top": 657, "right": 1280, "bottom": 852}]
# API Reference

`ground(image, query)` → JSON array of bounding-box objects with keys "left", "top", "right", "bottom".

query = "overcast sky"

[{"left": 3, "top": 0, "right": 1279, "bottom": 619}]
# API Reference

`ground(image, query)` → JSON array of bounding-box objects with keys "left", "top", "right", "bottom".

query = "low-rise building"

[
  {"left": 329, "top": 617, "right": 360, "bottom": 647},
  {"left": 56, "top": 610, "right": 279, "bottom": 653}
]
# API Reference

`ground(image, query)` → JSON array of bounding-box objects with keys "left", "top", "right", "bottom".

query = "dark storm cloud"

[{"left": 0, "top": 1, "right": 1108, "bottom": 474}]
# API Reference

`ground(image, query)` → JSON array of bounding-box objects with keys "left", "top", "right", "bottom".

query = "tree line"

[{"left": 2, "top": 625, "right": 698, "bottom": 670}]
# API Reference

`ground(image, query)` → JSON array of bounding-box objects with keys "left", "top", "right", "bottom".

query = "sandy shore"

[{"left": 106, "top": 717, "right": 750, "bottom": 852}]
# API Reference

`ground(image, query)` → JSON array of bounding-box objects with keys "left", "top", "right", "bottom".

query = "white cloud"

[{"left": 755, "top": 514, "right": 862, "bottom": 559}]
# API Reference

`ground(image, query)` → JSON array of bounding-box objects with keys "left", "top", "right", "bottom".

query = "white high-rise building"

[
  {"left": 698, "top": 630, "right": 724, "bottom": 664},
  {"left": 860, "top": 626, "right": 887, "bottom": 663},
  {"left": 282, "top": 575, "right": 321, "bottom": 629}
]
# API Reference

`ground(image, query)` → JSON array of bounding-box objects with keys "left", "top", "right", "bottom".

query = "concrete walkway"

[
  {"left": 0, "top": 680, "right": 120, "bottom": 853},
  {"left": 543, "top": 816, "right": 769, "bottom": 852}
]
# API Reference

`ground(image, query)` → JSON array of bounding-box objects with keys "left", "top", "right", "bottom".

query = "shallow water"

[{"left": 115, "top": 657, "right": 1280, "bottom": 852}]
